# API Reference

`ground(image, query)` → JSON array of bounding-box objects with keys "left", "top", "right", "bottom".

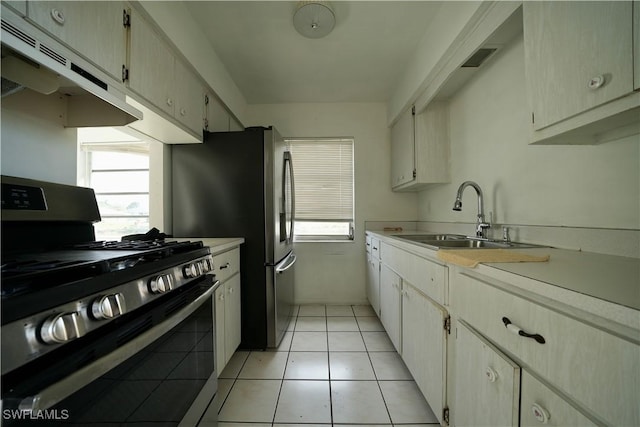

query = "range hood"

[{"left": 1, "top": 13, "right": 142, "bottom": 127}]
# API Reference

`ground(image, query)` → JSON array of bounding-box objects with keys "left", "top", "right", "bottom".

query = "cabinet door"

[
  {"left": 402, "top": 283, "right": 447, "bottom": 425},
  {"left": 205, "top": 93, "right": 230, "bottom": 132},
  {"left": 27, "top": 1, "right": 126, "bottom": 81},
  {"left": 453, "top": 321, "right": 520, "bottom": 427},
  {"left": 366, "top": 254, "right": 380, "bottom": 316},
  {"left": 379, "top": 264, "right": 402, "bottom": 352},
  {"left": 414, "top": 101, "right": 449, "bottom": 184},
  {"left": 214, "top": 284, "right": 225, "bottom": 376},
  {"left": 128, "top": 8, "right": 174, "bottom": 116},
  {"left": 224, "top": 274, "right": 242, "bottom": 365},
  {"left": 390, "top": 107, "right": 415, "bottom": 188},
  {"left": 521, "top": 371, "right": 597, "bottom": 427},
  {"left": 174, "top": 59, "right": 204, "bottom": 136},
  {"left": 524, "top": 1, "right": 633, "bottom": 130}
]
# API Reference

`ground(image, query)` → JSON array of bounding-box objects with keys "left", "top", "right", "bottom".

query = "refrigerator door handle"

[{"left": 275, "top": 253, "right": 297, "bottom": 274}]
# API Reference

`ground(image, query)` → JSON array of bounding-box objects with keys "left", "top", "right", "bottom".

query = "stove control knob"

[
  {"left": 92, "top": 293, "right": 126, "bottom": 319},
  {"left": 149, "top": 274, "right": 173, "bottom": 294},
  {"left": 202, "top": 258, "right": 214, "bottom": 273},
  {"left": 183, "top": 263, "right": 199, "bottom": 279},
  {"left": 40, "top": 312, "right": 85, "bottom": 344}
]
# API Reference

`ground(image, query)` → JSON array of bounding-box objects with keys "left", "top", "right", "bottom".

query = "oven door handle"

[{"left": 17, "top": 280, "right": 220, "bottom": 412}]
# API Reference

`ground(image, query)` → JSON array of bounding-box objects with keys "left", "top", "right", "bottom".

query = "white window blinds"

[{"left": 288, "top": 138, "right": 354, "bottom": 240}]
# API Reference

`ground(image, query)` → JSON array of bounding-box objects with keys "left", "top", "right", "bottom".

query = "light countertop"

[{"left": 367, "top": 230, "right": 640, "bottom": 319}]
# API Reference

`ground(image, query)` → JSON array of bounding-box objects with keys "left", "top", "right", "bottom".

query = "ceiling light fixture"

[{"left": 293, "top": 1, "right": 335, "bottom": 39}]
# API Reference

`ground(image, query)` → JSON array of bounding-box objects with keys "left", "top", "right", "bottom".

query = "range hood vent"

[{"left": 0, "top": 11, "right": 142, "bottom": 127}]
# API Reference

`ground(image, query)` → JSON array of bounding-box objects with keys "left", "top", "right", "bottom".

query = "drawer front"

[
  {"left": 453, "top": 272, "right": 640, "bottom": 426},
  {"left": 213, "top": 247, "right": 240, "bottom": 283},
  {"left": 521, "top": 371, "right": 596, "bottom": 427},
  {"left": 381, "top": 242, "right": 447, "bottom": 305}
]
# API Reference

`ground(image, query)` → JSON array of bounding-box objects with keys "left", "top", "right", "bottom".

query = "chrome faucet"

[{"left": 452, "top": 181, "right": 491, "bottom": 239}]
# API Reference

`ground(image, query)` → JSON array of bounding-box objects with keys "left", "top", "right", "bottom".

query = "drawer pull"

[
  {"left": 220, "top": 262, "right": 230, "bottom": 270},
  {"left": 485, "top": 367, "right": 498, "bottom": 383},
  {"left": 502, "top": 317, "right": 545, "bottom": 344}
]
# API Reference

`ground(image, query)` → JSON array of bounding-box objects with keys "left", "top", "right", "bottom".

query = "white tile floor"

[{"left": 199, "top": 304, "right": 439, "bottom": 427}]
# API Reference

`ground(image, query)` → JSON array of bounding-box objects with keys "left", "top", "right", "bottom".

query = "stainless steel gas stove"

[{"left": 1, "top": 175, "right": 219, "bottom": 426}]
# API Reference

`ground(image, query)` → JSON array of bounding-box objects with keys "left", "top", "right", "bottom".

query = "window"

[
  {"left": 78, "top": 142, "right": 150, "bottom": 241},
  {"left": 287, "top": 138, "right": 354, "bottom": 241}
]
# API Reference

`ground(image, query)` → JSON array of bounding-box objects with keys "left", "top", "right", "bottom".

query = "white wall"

[
  {"left": 417, "top": 34, "right": 640, "bottom": 232},
  {"left": 246, "top": 103, "right": 418, "bottom": 304},
  {"left": 1, "top": 90, "right": 78, "bottom": 184}
]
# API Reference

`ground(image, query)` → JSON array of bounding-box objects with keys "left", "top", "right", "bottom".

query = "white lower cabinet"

[
  {"left": 213, "top": 247, "right": 242, "bottom": 375},
  {"left": 520, "top": 371, "right": 597, "bottom": 427},
  {"left": 379, "top": 264, "right": 402, "bottom": 352},
  {"left": 366, "top": 253, "right": 380, "bottom": 316},
  {"left": 453, "top": 320, "right": 520, "bottom": 427},
  {"left": 402, "top": 282, "right": 448, "bottom": 425}
]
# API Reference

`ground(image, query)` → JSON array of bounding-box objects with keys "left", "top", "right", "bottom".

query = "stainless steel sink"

[
  {"left": 392, "top": 234, "right": 466, "bottom": 243},
  {"left": 393, "top": 234, "right": 545, "bottom": 250}
]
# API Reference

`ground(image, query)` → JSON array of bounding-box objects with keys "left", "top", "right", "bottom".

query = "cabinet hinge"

[
  {"left": 531, "top": 112, "right": 535, "bottom": 124},
  {"left": 443, "top": 407, "right": 450, "bottom": 425},
  {"left": 411, "top": 106, "right": 416, "bottom": 115},
  {"left": 121, "top": 65, "right": 129, "bottom": 83},
  {"left": 204, "top": 94, "right": 210, "bottom": 105},
  {"left": 412, "top": 169, "right": 417, "bottom": 179},
  {"left": 204, "top": 118, "right": 209, "bottom": 130},
  {"left": 123, "top": 10, "right": 131, "bottom": 28},
  {"left": 444, "top": 315, "right": 451, "bottom": 334}
]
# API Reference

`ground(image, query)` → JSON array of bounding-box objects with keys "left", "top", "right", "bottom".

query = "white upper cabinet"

[
  {"left": 128, "top": 7, "right": 175, "bottom": 117},
  {"left": 27, "top": 1, "right": 126, "bottom": 82},
  {"left": 127, "top": 7, "right": 203, "bottom": 140},
  {"left": 205, "top": 93, "right": 231, "bottom": 132},
  {"left": 391, "top": 102, "right": 450, "bottom": 192},
  {"left": 523, "top": 1, "right": 639, "bottom": 144},
  {"left": 174, "top": 59, "right": 205, "bottom": 137},
  {"left": 390, "top": 106, "right": 415, "bottom": 189}
]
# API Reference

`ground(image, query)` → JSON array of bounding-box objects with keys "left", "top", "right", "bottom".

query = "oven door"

[{"left": 1, "top": 275, "right": 219, "bottom": 426}]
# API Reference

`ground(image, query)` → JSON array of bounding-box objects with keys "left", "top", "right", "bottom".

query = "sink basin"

[
  {"left": 392, "top": 234, "right": 466, "bottom": 243},
  {"left": 393, "top": 234, "right": 545, "bottom": 250}
]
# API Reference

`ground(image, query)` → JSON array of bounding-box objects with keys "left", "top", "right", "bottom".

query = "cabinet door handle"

[
  {"left": 587, "top": 75, "right": 605, "bottom": 90},
  {"left": 502, "top": 317, "right": 545, "bottom": 344},
  {"left": 485, "top": 367, "right": 498, "bottom": 383},
  {"left": 220, "top": 262, "right": 230, "bottom": 270},
  {"left": 531, "top": 403, "right": 550, "bottom": 424}
]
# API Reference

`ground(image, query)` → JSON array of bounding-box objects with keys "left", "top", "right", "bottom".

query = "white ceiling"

[{"left": 185, "top": 1, "right": 443, "bottom": 104}]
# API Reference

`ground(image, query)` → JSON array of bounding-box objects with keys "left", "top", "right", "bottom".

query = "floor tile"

[
  {"left": 274, "top": 380, "right": 331, "bottom": 423},
  {"left": 352, "top": 305, "right": 376, "bottom": 317},
  {"left": 218, "top": 424, "right": 271, "bottom": 427},
  {"left": 274, "top": 425, "right": 331, "bottom": 427},
  {"left": 298, "top": 304, "right": 326, "bottom": 316},
  {"left": 361, "top": 331, "right": 395, "bottom": 352},
  {"left": 379, "top": 381, "right": 438, "bottom": 424},
  {"left": 331, "top": 380, "right": 391, "bottom": 424},
  {"left": 295, "top": 316, "right": 327, "bottom": 331},
  {"left": 326, "top": 305, "right": 355, "bottom": 316},
  {"left": 285, "top": 352, "right": 329, "bottom": 380},
  {"left": 198, "top": 378, "right": 233, "bottom": 423},
  {"left": 328, "top": 331, "right": 366, "bottom": 351},
  {"left": 290, "top": 331, "right": 328, "bottom": 351},
  {"left": 357, "top": 316, "right": 385, "bottom": 332},
  {"left": 218, "top": 379, "right": 281, "bottom": 422},
  {"left": 329, "top": 352, "right": 376, "bottom": 380},
  {"left": 238, "top": 351, "right": 288, "bottom": 379},
  {"left": 369, "top": 352, "right": 413, "bottom": 380},
  {"left": 270, "top": 330, "right": 293, "bottom": 352},
  {"left": 219, "top": 351, "right": 250, "bottom": 378},
  {"left": 327, "top": 316, "right": 359, "bottom": 331}
]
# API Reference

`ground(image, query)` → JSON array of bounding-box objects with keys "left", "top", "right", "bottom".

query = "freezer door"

[{"left": 266, "top": 251, "right": 296, "bottom": 348}]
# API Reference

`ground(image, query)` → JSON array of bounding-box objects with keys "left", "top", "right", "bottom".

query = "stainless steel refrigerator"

[{"left": 171, "top": 126, "right": 295, "bottom": 349}]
